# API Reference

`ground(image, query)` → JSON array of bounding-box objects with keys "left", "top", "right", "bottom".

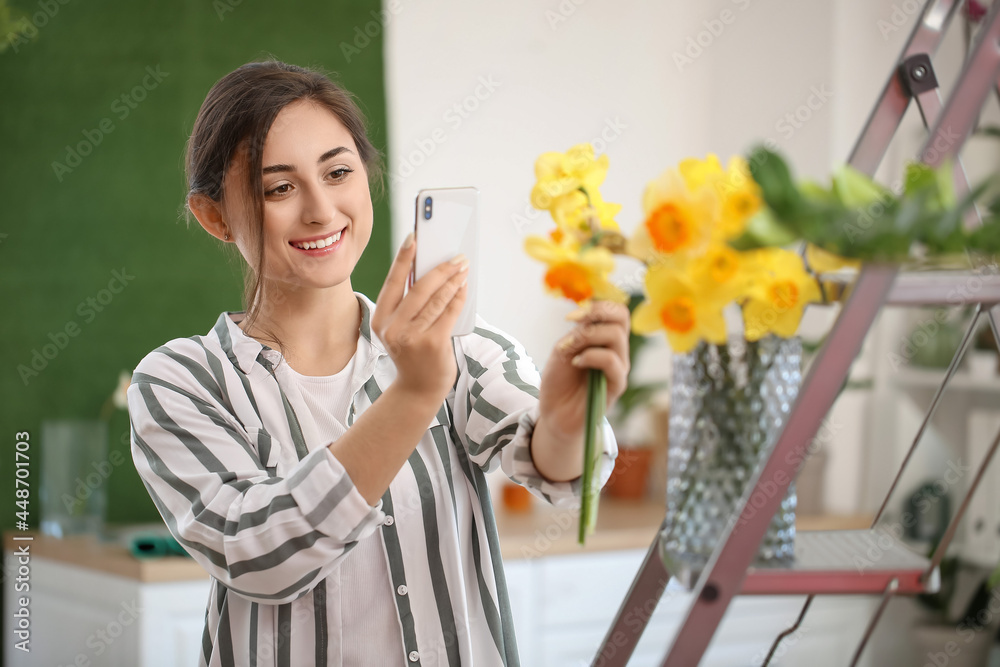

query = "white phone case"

[{"left": 411, "top": 187, "right": 479, "bottom": 336}]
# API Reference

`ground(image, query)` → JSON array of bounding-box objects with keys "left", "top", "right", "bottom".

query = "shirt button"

[
  {"left": 408, "top": 651, "right": 419, "bottom": 662},
  {"left": 397, "top": 584, "right": 408, "bottom": 596},
  {"left": 383, "top": 515, "right": 394, "bottom": 526}
]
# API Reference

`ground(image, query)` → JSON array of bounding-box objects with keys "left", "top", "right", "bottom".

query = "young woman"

[{"left": 127, "top": 59, "right": 630, "bottom": 667}]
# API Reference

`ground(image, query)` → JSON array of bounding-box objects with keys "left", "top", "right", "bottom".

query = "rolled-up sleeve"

[
  {"left": 128, "top": 370, "right": 384, "bottom": 605},
  {"left": 451, "top": 315, "right": 618, "bottom": 507}
]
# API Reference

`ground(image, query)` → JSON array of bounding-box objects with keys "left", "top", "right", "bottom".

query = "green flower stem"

[{"left": 579, "top": 368, "right": 606, "bottom": 545}]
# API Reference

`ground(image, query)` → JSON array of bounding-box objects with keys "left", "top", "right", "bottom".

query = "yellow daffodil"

[
  {"left": 804, "top": 243, "right": 861, "bottom": 273},
  {"left": 627, "top": 167, "right": 717, "bottom": 263},
  {"left": 678, "top": 154, "right": 761, "bottom": 239},
  {"left": 550, "top": 186, "right": 622, "bottom": 235},
  {"left": 688, "top": 243, "right": 750, "bottom": 305},
  {"left": 741, "top": 248, "right": 822, "bottom": 341},
  {"left": 524, "top": 235, "right": 628, "bottom": 304},
  {"left": 530, "top": 143, "right": 610, "bottom": 211},
  {"left": 631, "top": 261, "right": 728, "bottom": 353},
  {"left": 678, "top": 154, "right": 724, "bottom": 191},
  {"left": 717, "top": 156, "right": 762, "bottom": 239}
]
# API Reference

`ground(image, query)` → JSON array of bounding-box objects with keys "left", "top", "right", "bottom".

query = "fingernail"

[
  {"left": 402, "top": 232, "right": 414, "bottom": 249},
  {"left": 449, "top": 253, "right": 468, "bottom": 265},
  {"left": 556, "top": 335, "right": 576, "bottom": 351},
  {"left": 565, "top": 301, "right": 593, "bottom": 321},
  {"left": 571, "top": 354, "right": 584, "bottom": 366}
]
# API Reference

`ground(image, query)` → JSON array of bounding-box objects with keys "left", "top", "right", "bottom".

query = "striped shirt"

[{"left": 127, "top": 291, "right": 618, "bottom": 667}]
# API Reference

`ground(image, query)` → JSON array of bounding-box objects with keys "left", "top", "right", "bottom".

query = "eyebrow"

[{"left": 261, "top": 147, "right": 354, "bottom": 175}]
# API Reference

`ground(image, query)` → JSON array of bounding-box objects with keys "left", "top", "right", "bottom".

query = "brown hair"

[{"left": 183, "top": 58, "right": 384, "bottom": 357}]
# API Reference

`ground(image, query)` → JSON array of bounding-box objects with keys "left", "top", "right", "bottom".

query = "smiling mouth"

[{"left": 290, "top": 229, "right": 345, "bottom": 250}]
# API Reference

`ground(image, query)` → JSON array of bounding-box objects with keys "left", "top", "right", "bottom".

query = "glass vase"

[
  {"left": 39, "top": 419, "right": 108, "bottom": 537},
  {"left": 659, "top": 334, "right": 801, "bottom": 584}
]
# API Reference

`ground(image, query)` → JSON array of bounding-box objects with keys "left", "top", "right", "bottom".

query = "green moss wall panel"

[{"left": 0, "top": 0, "right": 391, "bottom": 530}]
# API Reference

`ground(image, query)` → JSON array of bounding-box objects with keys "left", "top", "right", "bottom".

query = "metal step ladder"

[{"left": 592, "top": 1, "right": 1000, "bottom": 664}]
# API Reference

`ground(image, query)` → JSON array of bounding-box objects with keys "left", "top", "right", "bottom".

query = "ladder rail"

[
  {"left": 658, "top": 266, "right": 898, "bottom": 667},
  {"left": 848, "top": 0, "right": 960, "bottom": 173},
  {"left": 590, "top": 1, "right": 1000, "bottom": 664}
]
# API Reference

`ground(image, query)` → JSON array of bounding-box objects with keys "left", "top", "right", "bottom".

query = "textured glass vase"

[
  {"left": 659, "top": 334, "right": 801, "bottom": 584},
  {"left": 39, "top": 419, "right": 108, "bottom": 537}
]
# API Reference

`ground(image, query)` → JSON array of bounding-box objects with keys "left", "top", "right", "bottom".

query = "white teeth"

[{"left": 293, "top": 229, "right": 344, "bottom": 250}]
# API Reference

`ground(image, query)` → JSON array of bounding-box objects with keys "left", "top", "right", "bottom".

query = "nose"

[{"left": 299, "top": 179, "right": 339, "bottom": 226}]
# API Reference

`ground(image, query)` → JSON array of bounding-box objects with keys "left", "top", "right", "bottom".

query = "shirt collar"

[{"left": 212, "top": 291, "right": 388, "bottom": 375}]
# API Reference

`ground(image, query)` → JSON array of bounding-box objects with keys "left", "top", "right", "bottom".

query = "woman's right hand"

[{"left": 371, "top": 233, "right": 469, "bottom": 401}]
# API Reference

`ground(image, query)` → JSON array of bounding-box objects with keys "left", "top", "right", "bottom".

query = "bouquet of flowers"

[{"left": 525, "top": 141, "right": 1000, "bottom": 546}]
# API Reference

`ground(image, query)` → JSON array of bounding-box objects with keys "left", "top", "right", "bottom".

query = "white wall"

[
  {"left": 383, "top": 0, "right": 1000, "bottom": 514},
  {"left": 384, "top": 1, "right": 718, "bottom": 383}
]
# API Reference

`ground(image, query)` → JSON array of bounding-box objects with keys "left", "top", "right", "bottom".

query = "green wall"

[{"left": 0, "top": 0, "right": 392, "bottom": 533}]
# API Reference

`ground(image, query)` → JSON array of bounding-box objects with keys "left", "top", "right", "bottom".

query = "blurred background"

[{"left": 3, "top": 0, "right": 1000, "bottom": 665}]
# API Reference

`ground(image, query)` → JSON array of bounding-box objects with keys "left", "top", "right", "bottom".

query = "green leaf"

[
  {"left": 800, "top": 179, "right": 838, "bottom": 204},
  {"left": 747, "top": 146, "right": 805, "bottom": 220},
  {"left": 729, "top": 208, "right": 799, "bottom": 250},
  {"left": 833, "top": 163, "right": 891, "bottom": 208}
]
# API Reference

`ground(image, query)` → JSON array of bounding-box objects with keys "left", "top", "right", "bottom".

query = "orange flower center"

[
  {"left": 728, "top": 193, "right": 756, "bottom": 216},
  {"left": 708, "top": 250, "right": 737, "bottom": 283},
  {"left": 659, "top": 297, "right": 696, "bottom": 333},
  {"left": 645, "top": 203, "right": 691, "bottom": 253},
  {"left": 549, "top": 228, "right": 564, "bottom": 244},
  {"left": 769, "top": 280, "right": 799, "bottom": 309},
  {"left": 545, "top": 263, "right": 593, "bottom": 303}
]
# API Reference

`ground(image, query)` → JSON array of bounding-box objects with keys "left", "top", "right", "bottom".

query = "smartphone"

[{"left": 410, "top": 187, "right": 479, "bottom": 337}]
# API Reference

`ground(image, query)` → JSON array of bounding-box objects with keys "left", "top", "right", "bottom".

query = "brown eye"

[{"left": 266, "top": 183, "right": 291, "bottom": 196}]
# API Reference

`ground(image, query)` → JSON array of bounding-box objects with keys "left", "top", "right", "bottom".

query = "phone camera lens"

[{"left": 424, "top": 197, "right": 433, "bottom": 220}]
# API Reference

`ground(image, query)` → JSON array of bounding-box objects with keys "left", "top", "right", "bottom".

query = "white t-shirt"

[{"left": 277, "top": 348, "right": 407, "bottom": 665}]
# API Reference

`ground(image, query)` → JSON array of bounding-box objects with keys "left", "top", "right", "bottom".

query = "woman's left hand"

[{"left": 537, "top": 300, "right": 631, "bottom": 445}]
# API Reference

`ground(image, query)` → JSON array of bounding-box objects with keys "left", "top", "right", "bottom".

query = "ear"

[{"left": 188, "top": 193, "right": 230, "bottom": 242}]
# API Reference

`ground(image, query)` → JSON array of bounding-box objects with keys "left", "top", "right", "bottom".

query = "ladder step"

[
  {"left": 823, "top": 270, "right": 1000, "bottom": 306},
  {"left": 672, "top": 530, "right": 939, "bottom": 596},
  {"left": 887, "top": 271, "right": 1000, "bottom": 305}
]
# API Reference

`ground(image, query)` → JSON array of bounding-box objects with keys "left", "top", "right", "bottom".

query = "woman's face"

[{"left": 224, "top": 98, "right": 373, "bottom": 294}]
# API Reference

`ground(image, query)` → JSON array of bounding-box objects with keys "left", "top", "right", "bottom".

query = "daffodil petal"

[
  {"left": 524, "top": 235, "right": 563, "bottom": 263},
  {"left": 632, "top": 301, "right": 663, "bottom": 335}
]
